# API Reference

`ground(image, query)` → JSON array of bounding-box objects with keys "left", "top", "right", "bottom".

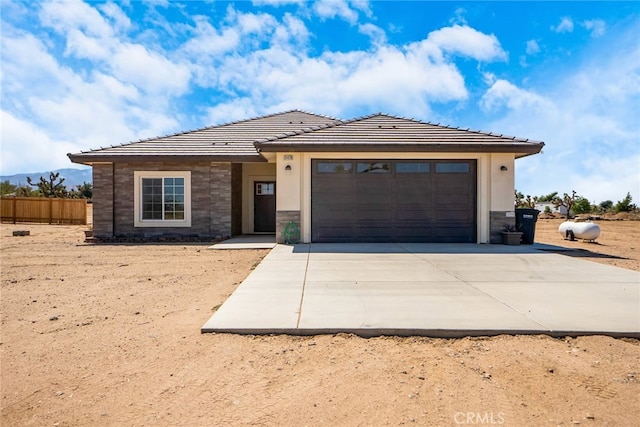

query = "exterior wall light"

[
  {"left": 500, "top": 165, "right": 508, "bottom": 171},
  {"left": 285, "top": 165, "right": 292, "bottom": 171}
]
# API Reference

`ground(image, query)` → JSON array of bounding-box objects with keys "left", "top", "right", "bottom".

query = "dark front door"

[{"left": 254, "top": 182, "right": 276, "bottom": 232}]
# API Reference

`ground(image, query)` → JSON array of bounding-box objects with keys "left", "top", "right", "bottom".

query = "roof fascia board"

[
  {"left": 67, "top": 154, "right": 267, "bottom": 164},
  {"left": 255, "top": 143, "right": 544, "bottom": 154}
]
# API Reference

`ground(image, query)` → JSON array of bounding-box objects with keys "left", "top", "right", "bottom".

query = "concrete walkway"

[
  {"left": 208, "top": 234, "right": 276, "bottom": 250},
  {"left": 201, "top": 243, "right": 640, "bottom": 337}
]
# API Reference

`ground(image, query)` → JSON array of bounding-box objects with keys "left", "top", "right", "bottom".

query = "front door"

[{"left": 254, "top": 182, "right": 276, "bottom": 232}]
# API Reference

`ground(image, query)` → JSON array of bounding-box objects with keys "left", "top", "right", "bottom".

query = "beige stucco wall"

[
  {"left": 270, "top": 151, "right": 517, "bottom": 243},
  {"left": 489, "top": 153, "right": 515, "bottom": 211},
  {"left": 275, "top": 154, "right": 301, "bottom": 211},
  {"left": 241, "top": 162, "right": 276, "bottom": 234}
]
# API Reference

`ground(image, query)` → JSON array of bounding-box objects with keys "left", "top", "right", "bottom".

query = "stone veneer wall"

[
  {"left": 209, "top": 163, "right": 232, "bottom": 238},
  {"left": 106, "top": 162, "right": 232, "bottom": 239},
  {"left": 231, "top": 163, "right": 243, "bottom": 236},
  {"left": 276, "top": 210, "right": 301, "bottom": 243},
  {"left": 490, "top": 210, "right": 516, "bottom": 244},
  {"left": 92, "top": 164, "right": 114, "bottom": 238}
]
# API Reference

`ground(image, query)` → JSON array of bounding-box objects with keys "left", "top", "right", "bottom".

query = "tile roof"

[
  {"left": 68, "top": 110, "right": 340, "bottom": 164},
  {"left": 68, "top": 110, "right": 544, "bottom": 164},
  {"left": 254, "top": 113, "right": 544, "bottom": 158}
]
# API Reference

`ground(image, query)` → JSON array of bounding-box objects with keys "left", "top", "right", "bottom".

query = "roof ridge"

[
  {"left": 255, "top": 112, "right": 384, "bottom": 143},
  {"left": 77, "top": 109, "right": 342, "bottom": 153},
  {"left": 367, "top": 113, "right": 533, "bottom": 142},
  {"left": 254, "top": 112, "right": 539, "bottom": 145}
]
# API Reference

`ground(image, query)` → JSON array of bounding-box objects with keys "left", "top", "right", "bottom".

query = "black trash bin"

[{"left": 515, "top": 208, "right": 540, "bottom": 244}]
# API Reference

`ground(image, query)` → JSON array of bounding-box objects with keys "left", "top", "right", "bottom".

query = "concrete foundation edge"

[{"left": 200, "top": 327, "right": 640, "bottom": 339}]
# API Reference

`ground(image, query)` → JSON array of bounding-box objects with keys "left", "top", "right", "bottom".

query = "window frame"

[
  {"left": 356, "top": 162, "right": 392, "bottom": 174},
  {"left": 395, "top": 162, "right": 431, "bottom": 174},
  {"left": 317, "top": 161, "right": 353, "bottom": 174},
  {"left": 434, "top": 162, "right": 470, "bottom": 174},
  {"left": 134, "top": 171, "right": 191, "bottom": 228}
]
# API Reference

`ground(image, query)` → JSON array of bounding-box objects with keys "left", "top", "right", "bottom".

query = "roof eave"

[
  {"left": 254, "top": 143, "right": 544, "bottom": 155},
  {"left": 67, "top": 153, "right": 267, "bottom": 164}
]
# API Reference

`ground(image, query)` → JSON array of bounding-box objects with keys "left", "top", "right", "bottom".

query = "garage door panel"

[
  {"left": 315, "top": 210, "right": 353, "bottom": 221},
  {"left": 433, "top": 210, "right": 474, "bottom": 221},
  {"left": 356, "top": 202, "right": 393, "bottom": 211},
  {"left": 312, "top": 159, "right": 476, "bottom": 243},
  {"left": 433, "top": 183, "right": 469, "bottom": 191},
  {"left": 356, "top": 186, "right": 394, "bottom": 196},
  {"left": 396, "top": 210, "right": 432, "bottom": 221},
  {"left": 394, "top": 227, "right": 434, "bottom": 237},
  {"left": 356, "top": 195, "right": 392, "bottom": 204},
  {"left": 433, "top": 200, "right": 476, "bottom": 214},
  {"left": 355, "top": 226, "right": 393, "bottom": 236},
  {"left": 314, "top": 196, "right": 353, "bottom": 207},
  {"left": 434, "top": 227, "right": 475, "bottom": 242},
  {"left": 356, "top": 214, "right": 394, "bottom": 223},
  {"left": 394, "top": 191, "right": 430, "bottom": 202},
  {"left": 395, "top": 180, "right": 431, "bottom": 188},
  {"left": 433, "top": 192, "right": 470, "bottom": 202}
]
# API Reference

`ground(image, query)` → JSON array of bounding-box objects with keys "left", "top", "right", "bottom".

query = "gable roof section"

[
  {"left": 68, "top": 110, "right": 339, "bottom": 164},
  {"left": 254, "top": 113, "right": 544, "bottom": 158}
]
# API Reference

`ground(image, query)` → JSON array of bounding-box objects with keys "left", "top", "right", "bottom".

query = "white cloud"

[
  {"left": 206, "top": 99, "right": 260, "bottom": 125},
  {"left": 272, "top": 13, "right": 310, "bottom": 48},
  {"left": 65, "top": 28, "right": 111, "bottom": 59},
  {"left": 551, "top": 17, "right": 574, "bottom": 33},
  {"left": 424, "top": 25, "right": 507, "bottom": 62},
  {"left": 180, "top": 16, "right": 241, "bottom": 57},
  {"left": 583, "top": 19, "right": 606, "bottom": 37},
  {"left": 351, "top": 0, "right": 373, "bottom": 18},
  {"left": 234, "top": 9, "right": 278, "bottom": 35},
  {"left": 98, "top": 2, "right": 132, "bottom": 32},
  {"left": 2, "top": 0, "right": 511, "bottom": 177},
  {"left": 0, "top": 2, "right": 189, "bottom": 174},
  {"left": 203, "top": 21, "right": 508, "bottom": 120},
  {"left": 313, "top": 0, "right": 368, "bottom": 24},
  {"left": 37, "top": 0, "right": 192, "bottom": 97},
  {"left": 480, "top": 79, "right": 552, "bottom": 112},
  {"left": 481, "top": 31, "right": 640, "bottom": 203},
  {"left": 526, "top": 39, "right": 540, "bottom": 55},
  {"left": 358, "top": 23, "right": 386, "bottom": 46},
  {"left": 0, "top": 30, "right": 82, "bottom": 101},
  {"left": 39, "top": 0, "right": 114, "bottom": 39},
  {"left": 110, "top": 43, "right": 191, "bottom": 96},
  {"left": 450, "top": 8, "right": 468, "bottom": 26},
  {"left": 0, "top": 111, "right": 80, "bottom": 175}
]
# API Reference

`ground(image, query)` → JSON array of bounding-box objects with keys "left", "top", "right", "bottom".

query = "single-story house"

[{"left": 68, "top": 110, "right": 544, "bottom": 244}]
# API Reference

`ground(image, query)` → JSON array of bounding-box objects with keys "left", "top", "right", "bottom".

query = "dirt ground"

[
  {"left": 534, "top": 218, "right": 640, "bottom": 272},
  {"left": 1, "top": 219, "right": 639, "bottom": 426}
]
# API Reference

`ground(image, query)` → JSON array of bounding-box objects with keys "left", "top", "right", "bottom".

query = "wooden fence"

[{"left": 1, "top": 197, "right": 87, "bottom": 225}]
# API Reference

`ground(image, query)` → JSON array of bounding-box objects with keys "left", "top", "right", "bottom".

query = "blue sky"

[{"left": 1, "top": 0, "right": 638, "bottom": 204}]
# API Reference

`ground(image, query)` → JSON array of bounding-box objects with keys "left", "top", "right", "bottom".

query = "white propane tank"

[{"left": 558, "top": 221, "right": 601, "bottom": 241}]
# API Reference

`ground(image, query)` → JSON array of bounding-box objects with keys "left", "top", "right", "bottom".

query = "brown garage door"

[{"left": 311, "top": 159, "right": 476, "bottom": 243}]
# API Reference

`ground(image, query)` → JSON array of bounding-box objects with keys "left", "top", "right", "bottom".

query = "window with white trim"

[{"left": 134, "top": 171, "right": 191, "bottom": 227}]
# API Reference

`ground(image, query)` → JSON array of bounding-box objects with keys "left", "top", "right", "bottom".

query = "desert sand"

[{"left": 1, "top": 218, "right": 639, "bottom": 426}]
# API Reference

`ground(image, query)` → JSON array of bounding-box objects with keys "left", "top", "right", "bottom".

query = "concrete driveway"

[{"left": 201, "top": 243, "right": 640, "bottom": 337}]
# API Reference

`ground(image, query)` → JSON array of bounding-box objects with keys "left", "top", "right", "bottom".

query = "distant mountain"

[{"left": 0, "top": 168, "right": 92, "bottom": 189}]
